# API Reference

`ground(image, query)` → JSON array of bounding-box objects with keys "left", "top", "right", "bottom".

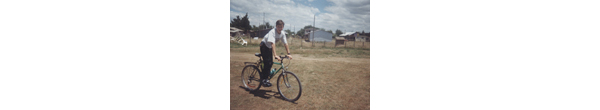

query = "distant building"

[
  {"left": 363, "top": 33, "right": 370, "bottom": 42},
  {"left": 303, "top": 28, "right": 316, "bottom": 39},
  {"left": 335, "top": 37, "right": 347, "bottom": 46},
  {"left": 255, "top": 28, "right": 273, "bottom": 38},
  {"left": 340, "top": 32, "right": 359, "bottom": 41},
  {"left": 356, "top": 35, "right": 368, "bottom": 42},
  {"left": 307, "top": 30, "right": 333, "bottom": 42},
  {"left": 230, "top": 27, "right": 243, "bottom": 37}
]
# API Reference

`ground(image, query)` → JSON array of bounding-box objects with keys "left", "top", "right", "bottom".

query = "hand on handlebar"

[
  {"left": 274, "top": 56, "right": 281, "bottom": 61},
  {"left": 278, "top": 55, "right": 292, "bottom": 60}
]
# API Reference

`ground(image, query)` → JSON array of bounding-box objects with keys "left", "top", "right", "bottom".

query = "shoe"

[{"left": 262, "top": 79, "right": 272, "bottom": 87}]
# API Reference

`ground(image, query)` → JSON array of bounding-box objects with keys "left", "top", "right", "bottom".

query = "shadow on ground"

[{"left": 239, "top": 86, "right": 298, "bottom": 104}]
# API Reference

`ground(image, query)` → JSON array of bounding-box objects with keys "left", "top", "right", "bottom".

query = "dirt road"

[{"left": 230, "top": 51, "right": 370, "bottom": 109}]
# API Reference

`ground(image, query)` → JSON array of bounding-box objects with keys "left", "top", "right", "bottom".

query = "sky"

[{"left": 230, "top": 0, "right": 370, "bottom": 33}]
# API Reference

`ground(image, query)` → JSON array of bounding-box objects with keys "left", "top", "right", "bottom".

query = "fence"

[{"left": 242, "top": 35, "right": 370, "bottom": 49}]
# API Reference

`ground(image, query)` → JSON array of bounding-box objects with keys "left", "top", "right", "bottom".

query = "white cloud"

[
  {"left": 272, "top": 0, "right": 294, "bottom": 4},
  {"left": 318, "top": 0, "right": 370, "bottom": 32},
  {"left": 230, "top": 0, "right": 369, "bottom": 33},
  {"left": 229, "top": 11, "right": 244, "bottom": 20}
]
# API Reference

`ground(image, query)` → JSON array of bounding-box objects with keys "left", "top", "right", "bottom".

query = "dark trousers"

[{"left": 260, "top": 42, "right": 273, "bottom": 80}]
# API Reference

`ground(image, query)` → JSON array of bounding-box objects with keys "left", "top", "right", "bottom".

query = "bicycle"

[{"left": 241, "top": 53, "right": 302, "bottom": 101}]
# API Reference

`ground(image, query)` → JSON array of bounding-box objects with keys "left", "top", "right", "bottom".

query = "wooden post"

[{"left": 353, "top": 34, "right": 356, "bottom": 48}]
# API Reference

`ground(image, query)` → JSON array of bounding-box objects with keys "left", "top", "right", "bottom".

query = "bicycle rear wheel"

[
  {"left": 241, "top": 65, "right": 261, "bottom": 91},
  {"left": 277, "top": 71, "right": 302, "bottom": 101}
]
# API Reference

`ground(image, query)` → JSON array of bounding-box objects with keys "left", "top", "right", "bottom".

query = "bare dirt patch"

[{"left": 230, "top": 50, "right": 370, "bottom": 109}]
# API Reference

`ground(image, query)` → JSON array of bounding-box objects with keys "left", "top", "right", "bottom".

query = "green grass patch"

[{"left": 231, "top": 43, "right": 369, "bottom": 58}]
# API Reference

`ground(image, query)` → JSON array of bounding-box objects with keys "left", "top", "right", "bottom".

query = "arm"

[
  {"left": 282, "top": 34, "right": 290, "bottom": 54},
  {"left": 272, "top": 43, "right": 281, "bottom": 61},
  {"left": 284, "top": 44, "right": 292, "bottom": 59},
  {"left": 282, "top": 34, "right": 292, "bottom": 59},
  {"left": 284, "top": 44, "right": 290, "bottom": 54}
]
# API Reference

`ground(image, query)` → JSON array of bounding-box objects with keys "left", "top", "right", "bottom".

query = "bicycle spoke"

[{"left": 285, "top": 75, "right": 291, "bottom": 88}]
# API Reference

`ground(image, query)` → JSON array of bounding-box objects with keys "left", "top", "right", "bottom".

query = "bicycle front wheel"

[
  {"left": 277, "top": 71, "right": 302, "bottom": 101},
  {"left": 241, "top": 65, "right": 261, "bottom": 91}
]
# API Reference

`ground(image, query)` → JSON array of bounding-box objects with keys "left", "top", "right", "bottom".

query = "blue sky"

[
  {"left": 230, "top": 0, "right": 370, "bottom": 33},
  {"left": 299, "top": 0, "right": 332, "bottom": 13}
]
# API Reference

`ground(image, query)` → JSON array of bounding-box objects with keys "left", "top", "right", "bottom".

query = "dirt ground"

[{"left": 230, "top": 50, "right": 370, "bottom": 109}]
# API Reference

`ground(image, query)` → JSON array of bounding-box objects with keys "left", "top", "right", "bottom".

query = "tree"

[
  {"left": 335, "top": 29, "right": 343, "bottom": 36},
  {"left": 362, "top": 30, "right": 365, "bottom": 34},
  {"left": 265, "top": 22, "right": 272, "bottom": 29},
  {"left": 256, "top": 22, "right": 274, "bottom": 30},
  {"left": 230, "top": 16, "right": 241, "bottom": 28},
  {"left": 296, "top": 29, "right": 304, "bottom": 38},
  {"left": 284, "top": 29, "right": 293, "bottom": 35},
  {"left": 241, "top": 13, "right": 250, "bottom": 32},
  {"left": 295, "top": 25, "right": 329, "bottom": 39},
  {"left": 229, "top": 13, "right": 251, "bottom": 33}
]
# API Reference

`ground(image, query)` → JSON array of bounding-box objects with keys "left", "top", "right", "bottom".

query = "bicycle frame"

[
  {"left": 246, "top": 56, "right": 288, "bottom": 80},
  {"left": 268, "top": 62, "right": 285, "bottom": 80}
]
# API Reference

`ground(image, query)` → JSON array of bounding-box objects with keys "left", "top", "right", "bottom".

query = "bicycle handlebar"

[
  {"left": 278, "top": 55, "right": 292, "bottom": 67},
  {"left": 277, "top": 55, "right": 290, "bottom": 62}
]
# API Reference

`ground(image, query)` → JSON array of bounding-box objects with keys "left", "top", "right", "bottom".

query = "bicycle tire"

[
  {"left": 277, "top": 71, "right": 302, "bottom": 101},
  {"left": 241, "top": 65, "right": 262, "bottom": 91}
]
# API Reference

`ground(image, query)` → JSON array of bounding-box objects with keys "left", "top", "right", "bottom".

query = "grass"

[{"left": 230, "top": 38, "right": 370, "bottom": 58}]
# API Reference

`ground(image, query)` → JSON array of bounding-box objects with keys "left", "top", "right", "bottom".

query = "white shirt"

[{"left": 261, "top": 28, "right": 287, "bottom": 48}]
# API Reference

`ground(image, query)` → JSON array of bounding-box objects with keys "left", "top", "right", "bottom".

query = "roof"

[
  {"left": 339, "top": 32, "right": 358, "bottom": 36},
  {"left": 230, "top": 27, "right": 243, "bottom": 33},
  {"left": 306, "top": 30, "right": 331, "bottom": 34}
]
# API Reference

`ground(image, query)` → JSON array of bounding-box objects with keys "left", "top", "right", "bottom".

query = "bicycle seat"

[{"left": 255, "top": 53, "right": 261, "bottom": 57}]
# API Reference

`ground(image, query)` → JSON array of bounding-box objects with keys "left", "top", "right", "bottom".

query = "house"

[
  {"left": 363, "top": 33, "right": 370, "bottom": 42},
  {"left": 255, "top": 28, "right": 273, "bottom": 38},
  {"left": 339, "top": 32, "right": 359, "bottom": 41},
  {"left": 230, "top": 27, "right": 243, "bottom": 37},
  {"left": 356, "top": 35, "right": 368, "bottom": 42},
  {"left": 307, "top": 30, "right": 333, "bottom": 42},
  {"left": 303, "top": 28, "right": 317, "bottom": 39}
]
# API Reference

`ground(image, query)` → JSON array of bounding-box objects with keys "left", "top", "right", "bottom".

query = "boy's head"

[{"left": 276, "top": 20, "right": 284, "bottom": 34}]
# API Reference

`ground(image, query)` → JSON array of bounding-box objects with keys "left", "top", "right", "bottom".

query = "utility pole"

[
  {"left": 263, "top": 12, "right": 265, "bottom": 29},
  {"left": 293, "top": 25, "right": 295, "bottom": 35},
  {"left": 293, "top": 25, "right": 295, "bottom": 38},
  {"left": 312, "top": 14, "right": 315, "bottom": 47}
]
